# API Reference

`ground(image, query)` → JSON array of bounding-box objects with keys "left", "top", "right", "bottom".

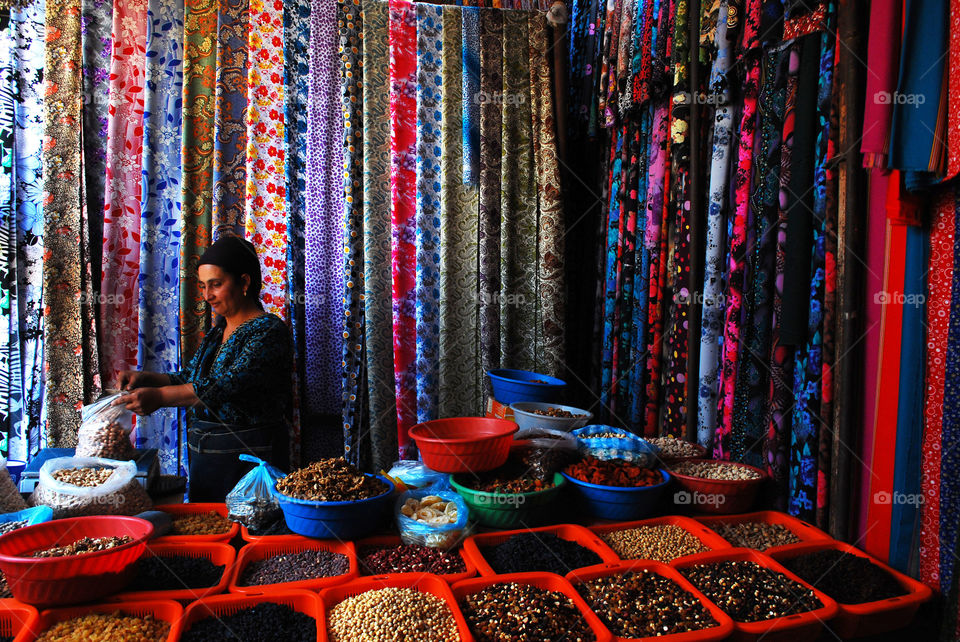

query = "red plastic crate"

[
  {"left": 228, "top": 539, "right": 357, "bottom": 595},
  {"left": 695, "top": 510, "right": 833, "bottom": 553},
  {"left": 152, "top": 503, "right": 239, "bottom": 544},
  {"left": 671, "top": 548, "right": 839, "bottom": 642},
  {"left": 588, "top": 516, "right": 732, "bottom": 562},
  {"left": 451, "top": 572, "right": 613, "bottom": 642},
  {"left": 355, "top": 535, "right": 477, "bottom": 584},
  {"left": 566, "top": 560, "right": 735, "bottom": 642},
  {"left": 180, "top": 591, "right": 322, "bottom": 641},
  {"left": 318, "top": 574, "right": 471, "bottom": 642},
  {"left": 239, "top": 524, "right": 303, "bottom": 544},
  {"left": 462, "top": 524, "right": 620, "bottom": 577},
  {"left": 768, "top": 540, "right": 933, "bottom": 638},
  {"left": 108, "top": 542, "right": 235, "bottom": 603},
  {"left": 24, "top": 599, "right": 181, "bottom": 642},
  {"left": 0, "top": 601, "right": 37, "bottom": 642}
]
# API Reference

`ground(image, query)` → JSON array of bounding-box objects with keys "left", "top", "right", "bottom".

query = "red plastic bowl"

[
  {"left": 0, "top": 516, "right": 153, "bottom": 607},
  {"left": 695, "top": 510, "right": 833, "bottom": 553},
  {"left": 668, "top": 459, "right": 769, "bottom": 514},
  {"left": 23, "top": 599, "right": 182, "bottom": 642},
  {"left": 408, "top": 418, "right": 518, "bottom": 473},
  {"left": 566, "top": 560, "right": 735, "bottom": 642},
  {"left": 671, "top": 548, "right": 839, "bottom": 642},
  {"left": 768, "top": 541, "right": 933, "bottom": 638}
]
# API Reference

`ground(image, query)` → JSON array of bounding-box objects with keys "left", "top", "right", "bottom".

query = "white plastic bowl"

[{"left": 509, "top": 402, "right": 593, "bottom": 432}]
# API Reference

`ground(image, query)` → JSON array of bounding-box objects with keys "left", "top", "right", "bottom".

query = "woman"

[{"left": 116, "top": 235, "right": 293, "bottom": 501}]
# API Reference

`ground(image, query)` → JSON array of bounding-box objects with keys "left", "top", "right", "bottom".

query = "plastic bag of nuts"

[
  {"left": 76, "top": 392, "right": 136, "bottom": 460},
  {"left": 31, "top": 456, "right": 152, "bottom": 519}
]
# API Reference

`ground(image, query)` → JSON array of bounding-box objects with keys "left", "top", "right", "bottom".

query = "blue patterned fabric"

[
  {"left": 415, "top": 4, "right": 442, "bottom": 424},
  {"left": 0, "top": 11, "right": 14, "bottom": 455},
  {"left": 461, "top": 7, "right": 480, "bottom": 184},
  {"left": 138, "top": 0, "right": 185, "bottom": 474},
  {"left": 599, "top": 128, "right": 623, "bottom": 418}
]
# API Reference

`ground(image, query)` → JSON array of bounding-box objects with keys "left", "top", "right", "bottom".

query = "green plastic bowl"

[{"left": 449, "top": 473, "right": 567, "bottom": 529}]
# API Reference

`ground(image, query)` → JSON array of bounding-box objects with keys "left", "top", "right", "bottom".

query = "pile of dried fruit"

[
  {"left": 169, "top": 511, "right": 233, "bottom": 536},
  {"left": 36, "top": 612, "right": 169, "bottom": 642},
  {"left": 532, "top": 407, "right": 581, "bottom": 418},
  {"left": 399, "top": 495, "right": 459, "bottom": 526},
  {"left": 564, "top": 457, "right": 663, "bottom": 487},
  {"left": 276, "top": 458, "right": 388, "bottom": 502}
]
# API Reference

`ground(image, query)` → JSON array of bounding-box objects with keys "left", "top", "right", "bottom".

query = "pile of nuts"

[
  {"left": 327, "top": 587, "right": 461, "bottom": 642},
  {"left": 672, "top": 461, "right": 762, "bottom": 481},
  {"left": 484, "top": 533, "right": 602, "bottom": 575},
  {"left": 169, "top": 511, "right": 233, "bottom": 535},
  {"left": 648, "top": 437, "right": 704, "bottom": 459},
  {"left": 359, "top": 543, "right": 467, "bottom": 576},
  {"left": 0, "top": 520, "right": 27, "bottom": 536},
  {"left": 31, "top": 536, "right": 132, "bottom": 558},
  {"left": 76, "top": 418, "right": 135, "bottom": 460},
  {"left": 577, "top": 570, "right": 717, "bottom": 637},
  {"left": 781, "top": 549, "right": 906, "bottom": 604},
  {"left": 460, "top": 583, "right": 595, "bottom": 641},
  {"left": 33, "top": 477, "right": 152, "bottom": 519},
  {"left": 599, "top": 525, "right": 708, "bottom": 562},
  {"left": 400, "top": 495, "right": 459, "bottom": 526},
  {"left": 531, "top": 407, "right": 580, "bottom": 418},
  {"left": 239, "top": 549, "right": 350, "bottom": 586},
  {"left": 36, "top": 612, "right": 169, "bottom": 642},
  {"left": 182, "top": 602, "right": 316, "bottom": 642},
  {"left": 585, "top": 431, "right": 631, "bottom": 439},
  {"left": 681, "top": 560, "right": 823, "bottom": 622},
  {"left": 52, "top": 467, "right": 115, "bottom": 487},
  {"left": 713, "top": 521, "right": 800, "bottom": 550},
  {"left": 129, "top": 554, "right": 226, "bottom": 591},
  {"left": 276, "top": 458, "right": 388, "bottom": 502}
]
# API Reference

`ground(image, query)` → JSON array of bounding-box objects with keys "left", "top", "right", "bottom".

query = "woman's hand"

[
  {"left": 118, "top": 370, "right": 149, "bottom": 391},
  {"left": 112, "top": 388, "right": 163, "bottom": 416}
]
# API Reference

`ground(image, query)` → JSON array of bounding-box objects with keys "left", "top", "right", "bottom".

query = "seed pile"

[
  {"left": 0, "top": 520, "right": 27, "bottom": 536},
  {"left": 600, "top": 525, "right": 708, "bottom": 562},
  {"left": 781, "top": 549, "right": 906, "bottom": 604},
  {"left": 672, "top": 461, "right": 762, "bottom": 481},
  {"left": 578, "top": 570, "right": 717, "bottom": 637},
  {"left": 359, "top": 543, "right": 467, "bottom": 575},
  {"left": 532, "top": 407, "right": 580, "bottom": 418},
  {"left": 649, "top": 437, "right": 703, "bottom": 458},
  {"left": 565, "top": 457, "right": 663, "bottom": 487},
  {"left": 239, "top": 549, "right": 350, "bottom": 586},
  {"left": 51, "top": 467, "right": 115, "bottom": 487},
  {"left": 584, "top": 431, "right": 630, "bottom": 439},
  {"left": 484, "top": 533, "right": 602, "bottom": 575},
  {"left": 31, "top": 535, "right": 132, "bottom": 558},
  {"left": 36, "top": 612, "right": 170, "bottom": 642},
  {"left": 713, "top": 521, "right": 800, "bottom": 550},
  {"left": 681, "top": 560, "right": 823, "bottom": 622},
  {"left": 181, "top": 602, "right": 316, "bottom": 642},
  {"left": 276, "top": 458, "right": 387, "bottom": 502},
  {"left": 461, "top": 583, "right": 595, "bottom": 642},
  {"left": 128, "top": 554, "right": 225, "bottom": 591},
  {"left": 328, "top": 587, "right": 461, "bottom": 642},
  {"left": 169, "top": 511, "right": 233, "bottom": 535}
]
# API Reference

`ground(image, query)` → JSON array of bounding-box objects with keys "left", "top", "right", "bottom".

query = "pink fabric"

[
  {"left": 100, "top": 0, "right": 148, "bottom": 381},
  {"left": 861, "top": 0, "right": 901, "bottom": 168},
  {"left": 389, "top": 0, "right": 417, "bottom": 457},
  {"left": 244, "top": 0, "right": 288, "bottom": 319}
]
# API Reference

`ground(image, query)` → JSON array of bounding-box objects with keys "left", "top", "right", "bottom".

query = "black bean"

[
  {"left": 780, "top": 549, "right": 906, "bottom": 604},
  {"left": 239, "top": 549, "right": 349, "bottom": 586},
  {"left": 181, "top": 603, "right": 316, "bottom": 642},
  {"left": 246, "top": 518, "right": 294, "bottom": 537},
  {"left": 484, "top": 533, "right": 602, "bottom": 575},
  {"left": 128, "top": 555, "right": 225, "bottom": 591},
  {"left": 359, "top": 543, "right": 467, "bottom": 576},
  {"left": 461, "top": 582, "right": 596, "bottom": 642}
]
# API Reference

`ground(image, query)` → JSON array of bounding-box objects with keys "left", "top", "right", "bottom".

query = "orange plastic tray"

[
  {"left": 588, "top": 516, "right": 733, "bottom": 562},
  {"left": 152, "top": 503, "right": 239, "bottom": 544},
  {"left": 462, "top": 524, "right": 619, "bottom": 577},
  {"left": 239, "top": 524, "right": 302, "bottom": 544},
  {"left": 180, "top": 590, "right": 322, "bottom": 641},
  {"left": 671, "top": 548, "right": 838, "bottom": 642},
  {"left": 451, "top": 572, "right": 613, "bottom": 642},
  {"left": 768, "top": 540, "right": 933, "bottom": 638},
  {"left": 694, "top": 510, "right": 833, "bottom": 553},
  {"left": 107, "top": 542, "right": 235, "bottom": 603},
  {"left": 0, "top": 601, "right": 37, "bottom": 642},
  {"left": 355, "top": 535, "right": 477, "bottom": 584},
  {"left": 23, "top": 599, "right": 182, "bottom": 642},
  {"left": 318, "top": 574, "right": 471, "bottom": 642},
  {"left": 566, "top": 560, "right": 735, "bottom": 642},
  {"left": 228, "top": 539, "right": 357, "bottom": 595}
]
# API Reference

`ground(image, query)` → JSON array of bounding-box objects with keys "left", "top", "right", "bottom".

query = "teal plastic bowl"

[
  {"left": 450, "top": 473, "right": 566, "bottom": 529},
  {"left": 274, "top": 474, "right": 395, "bottom": 539}
]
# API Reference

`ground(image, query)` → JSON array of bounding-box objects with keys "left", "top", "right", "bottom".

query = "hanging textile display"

[
  {"left": 461, "top": 6, "right": 480, "bottom": 184},
  {"left": 940, "top": 189, "right": 960, "bottom": 596},
  {"left": 136, "top": 0, "right": 184, "bottom": 474},
  {"left": 0, "top": 8, "right": 14, "bottom": 450}
]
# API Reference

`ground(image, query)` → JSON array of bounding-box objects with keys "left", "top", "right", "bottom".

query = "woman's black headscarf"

[{"left": 198, "top": 235, "right": 263, "bottom": 305}]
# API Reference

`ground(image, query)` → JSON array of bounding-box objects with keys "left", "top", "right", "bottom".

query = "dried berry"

[
  {"left": 359, "top": 543, "right": 467, "bottom": 576},
  {"left": 239, "top": 549, "right": 350, "bottom": 586},
  {"left": 181, "top": 602, "right": 316, "bottom": 642},
  {"left": 484, "top": 533, "right": 602, "bottom": 575},
  {"left": 565, "top": 457, "right": 664, "bottom": 487},
  {"left": 128, "top": 554, "right": 225, "bottom": 591}
]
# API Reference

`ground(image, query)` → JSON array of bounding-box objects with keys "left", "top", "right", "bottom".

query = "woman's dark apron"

[{"left": 187, "top": 419, "right": 289, "bottom": 502}]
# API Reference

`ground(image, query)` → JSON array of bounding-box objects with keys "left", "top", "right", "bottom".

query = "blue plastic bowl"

[
  {"left": 0, "top": 506, "right": 53, "bottom": 531},
  {"left": 487, "top": 369, "right": 567, "bottom": 405},
  {"left": 561, "top": 469, "right": 672, "bottom": 520},
  {"left": 5, "top": 461, "right": 25, "bottom": 485},
  {"left": 274, "top": 475, "right": 395, "bottom": 539}
]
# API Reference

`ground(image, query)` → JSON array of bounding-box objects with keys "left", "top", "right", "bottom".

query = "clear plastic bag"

[
  {"left": 384, "top": 460, "right": 447, "bottom": 491},
  {"left": 510, "top": 428, "right": 579, "bottom": 479},
  {"left": 572, "top": 425, "right": 661, "bottom": 467},
  {"left": 76, "top": 392, "right": 136, "bottom": 460},
  {"left": 0, "top": 458, "right": 27, "bottom": 513},
  {"left": 226, "top": 454, "right": 285, "bottom": 530},
  {"left": 394, "top": 478, "right": 469, "bottom": 550},
  {"left": 31, "top": 456, "right": 152, "bottom": 519}
]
